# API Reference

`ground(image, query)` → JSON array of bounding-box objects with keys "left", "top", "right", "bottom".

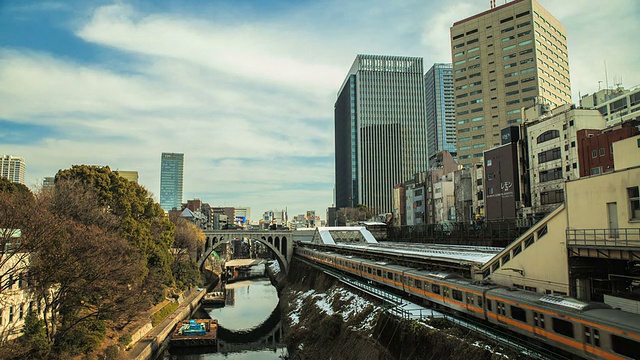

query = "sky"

[{"left": 1, "top": 0, "right": 639, "bottom": 222}]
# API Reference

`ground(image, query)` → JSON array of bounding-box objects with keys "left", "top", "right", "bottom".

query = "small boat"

[
  {"left": 202, "top": 291, "right": 226, "bottom": 306},
  {"left": 170, "top": 319, "right": 218, "bottom": 347}
]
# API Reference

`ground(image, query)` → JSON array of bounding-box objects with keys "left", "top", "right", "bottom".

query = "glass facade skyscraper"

[
  {"left": 160, "top": 152, "right": 184, "bottom": 211},
  {"left": 334, "top": 54, "right": 428, "bottom": 215},
  {"left": 425, "top": 63, "right": 456, "bottom": 165}
]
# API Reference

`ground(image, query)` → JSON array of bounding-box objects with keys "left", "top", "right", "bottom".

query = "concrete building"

[
  {"left": 471, "top": 162, "right": 485, "bottom": 219},
  {"left": 478, "top": 134, "right": 640, "bottom": 302},
  {"left": 42, "top": 177, "right": 55, "bottom": 190},
  {"left": 117, "top": 170, "right": 139, "bottom": 183},
  {"left": 580, "top": 85, "right": 640, "bottom": 127},
  {"left": 450, "top": 0, "right": 571, "bottom": 167},
  {"left": 0, "top": 155, "right": 25, "bottom": 185},
  {"left": 484, "top": 132, "right": 521, "bottom": 220},
  {"left": 577, "top": 123, "right": 639, "bottom": 177},
  {"left": 392, "top": 184, "right": 406, "bottom": 227},
  {"left": 0, "top": 231, "right": 49, "bottom": 341},
  {"left": 160, "top": 153, "right": 184, "bottom": 212},
  {"left": 453, "top": 168, "right": 473, "bottom": 223},
  {"left": 432, "top": 173, "right": 455, "bottom": 224},
  {"left": 335, "top": 54, "right": 428, "bottom": 214},
  {"left": 425, "top": 63, "right": 456, "bottom": 165},
  {"left": 234, "top": 207, "right": 251, "bottom": 226},
  {"left": 524, "top": 104, "right": 606, "bottom": 216},
  {"left": 405, "top": 175, "right": 426, "bottom": 226}
]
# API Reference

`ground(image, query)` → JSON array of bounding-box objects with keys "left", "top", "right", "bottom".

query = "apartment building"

[{"left": 450, "top": 0, "right": 571, "bottom": 167}]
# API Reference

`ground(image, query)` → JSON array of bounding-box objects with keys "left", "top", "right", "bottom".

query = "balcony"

[{"left": 566, "top": 228, "right": 640, "bottom": 248}]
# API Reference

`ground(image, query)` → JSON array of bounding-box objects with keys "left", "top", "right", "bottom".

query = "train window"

[
  {"left": 386, "top": 272, "right": 393, "bottom": 280},
  {"left": 431, "top": 284, "right": 441, "bottom": 294},
  {"left": 611, "top": 334, "right": 640, "bottom": 359},
  {"left": 510, "top": 305, "right": 527, "bottom": 322},
  {"left": 552, "top": 317, "right": 574, "bottom": 338},
  {"left": 367, "top": 267, "right": 372, "bottom": 274},
  {"left": 487, "top": 299, "right": 492, "bottom": 311},
  {"left": 376, "top": 269, "right": 382, "bottom": 277},
  {"left": 593, "top": 329, "right": 600, "bottom": 347},
  {"left": 415, "top": 279, "right": 422, "bottom": 289},
  {"left": 452, "top": 289, "right": 463, "bottom": 301},
  {"left": 477, "top": 296, "right": 483, "bottom": 308},
  {"left": 467, "top": 294, "right": 474, "bottom": 305}
]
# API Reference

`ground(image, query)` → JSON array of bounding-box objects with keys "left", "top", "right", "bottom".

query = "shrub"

[{"left": 151, "top": 302, "right": 179, "bottom": 326}]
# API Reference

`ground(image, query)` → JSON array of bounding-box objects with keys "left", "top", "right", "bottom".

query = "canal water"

[{"left": 163, "top": 264, "right": 288, "bottom": 359}]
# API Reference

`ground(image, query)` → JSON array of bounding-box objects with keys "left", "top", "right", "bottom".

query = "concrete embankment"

[{"left": 125, "top": 288, "right": 205, "bottom": 360}]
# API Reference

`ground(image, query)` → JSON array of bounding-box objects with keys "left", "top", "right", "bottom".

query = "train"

[{"left": 296, "top": 245, "right": 640, "bottom": 360}]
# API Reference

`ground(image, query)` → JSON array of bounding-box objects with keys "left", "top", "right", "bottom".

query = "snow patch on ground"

[
  {"left": 287, "top": 286, "right": 380, "bottom": 331},
  {"left": 267, "top": 260, "right": 280, "bottom": 273}
]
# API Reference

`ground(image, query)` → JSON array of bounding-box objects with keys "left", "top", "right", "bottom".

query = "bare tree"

[{"left": 172, "top": 218, "right": 206, "bottom": 261}]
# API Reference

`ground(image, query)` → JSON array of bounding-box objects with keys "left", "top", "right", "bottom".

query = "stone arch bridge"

[{"left": 200, "top": 230, "right": 293, "bottom": 272}]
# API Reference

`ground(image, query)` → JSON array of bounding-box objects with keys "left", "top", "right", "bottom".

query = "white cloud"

[{"left": 2, "top": 0, "right": 639, "bottom": 219}]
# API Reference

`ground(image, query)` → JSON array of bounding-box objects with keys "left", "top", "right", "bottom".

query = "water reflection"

[{"left": 164, "top": 265, "right": 287, "bottom": 359}]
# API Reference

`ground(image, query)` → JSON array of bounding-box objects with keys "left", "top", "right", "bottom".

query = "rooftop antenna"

[{"left": 604, "top": 60, "right": 610, "bottom": 99}]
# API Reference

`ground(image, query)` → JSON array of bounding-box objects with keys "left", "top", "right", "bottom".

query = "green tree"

[
  {"left": 26, "top": 179, "right": 150, "bottom": 356},
  {"left": 55, "top": 165, "right": 175, "bottom": 296},
  {"left": 19, "top": 311, "right": 51, "bottom": 359}
]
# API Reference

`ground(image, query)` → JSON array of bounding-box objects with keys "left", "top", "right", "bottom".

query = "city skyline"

[{"left": 1, "top": 0, "right": 638, "bottom": 220}]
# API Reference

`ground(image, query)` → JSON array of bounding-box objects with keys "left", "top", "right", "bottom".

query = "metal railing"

[{"left": 566, "top": 228, "right": 640, "bottom": 247}]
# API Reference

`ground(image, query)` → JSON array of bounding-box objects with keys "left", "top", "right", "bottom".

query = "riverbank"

[{"left": 125, "top": 288, "right": 205, "bottom": 360}]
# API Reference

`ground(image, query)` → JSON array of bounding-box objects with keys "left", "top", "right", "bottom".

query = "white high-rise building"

[
  {"left": 1, "top": 155, "right": 26, "bottom": 184},
  {"left": 334, "top": 54, "right": 428, "bottom": 214}
]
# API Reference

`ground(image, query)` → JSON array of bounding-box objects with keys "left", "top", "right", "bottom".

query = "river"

[{"left": 163, "top": 264, "right": 288, "bottom": 359}]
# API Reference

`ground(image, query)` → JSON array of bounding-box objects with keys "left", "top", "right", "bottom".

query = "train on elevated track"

[{"left": 296, "top": 246, "right": 640, "bottom": 360}]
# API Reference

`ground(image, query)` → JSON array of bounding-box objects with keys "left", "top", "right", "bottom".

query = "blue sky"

[{"left": 1, "top": 0, "right": 639, "bottom": 221}]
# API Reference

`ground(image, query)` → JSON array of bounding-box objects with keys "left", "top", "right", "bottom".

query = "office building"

[
  {"left": 335, "top": 54, "right": 428, "bottom": 214},
  {"left": 117, "top": 170, "right": 139, "bottom": 183},
  {"left": 425, "top": 63, "right": 456, "bottom": 165},
  {"left": 450, "top": 0, "right": 571, "bottom": 167},
  {"left": 580, "top": 85, "right": 640, "bottom": 127},
  {"left": 160, "top": 153, "right": 184, "bottom": 212},
  {"left": 0, "top": 155, "right": 26, "bottom": 185},
  {"left": 524, "top": 104, "right": 605, "bottom": 216}
]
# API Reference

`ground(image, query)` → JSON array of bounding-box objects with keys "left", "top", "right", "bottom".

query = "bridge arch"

[{"left": 202, "top": 231, "right": 291, "bottom": 273}]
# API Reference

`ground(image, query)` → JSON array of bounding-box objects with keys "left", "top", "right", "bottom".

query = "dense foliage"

[
  {"left": 56, "top": 165, "right": 175, "bottom": 297},
  {"left": 0, "top": 165, "right": 187, "bottom": 359}
]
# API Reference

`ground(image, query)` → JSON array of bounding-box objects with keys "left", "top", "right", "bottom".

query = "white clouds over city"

[{"left": 0, "top": 0, "right": 638, "bottom": 219}]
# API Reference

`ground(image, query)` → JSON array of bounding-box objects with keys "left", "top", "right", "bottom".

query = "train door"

[
  {"left": 533, "top": 311, "right": 546, "bottom": 337},
  {"left": 582, "top": 325, "right": 601, "bottom": 355}
]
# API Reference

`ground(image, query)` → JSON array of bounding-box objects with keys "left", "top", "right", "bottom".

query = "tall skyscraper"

[
  {"left": 425, "top": 63, "right": 456, "bottom": 165},
  {"left": 160, "top": 153, "right": 184, "bottom": 211},
  {"left": 1, "top": 155, "right": 26, "bottom": 184},
  {"left": 450, "top": 0, "right": 571, "bottom": 167},
  {"left": 334, "top": 54, "right": 428, "bottom": 214}
]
